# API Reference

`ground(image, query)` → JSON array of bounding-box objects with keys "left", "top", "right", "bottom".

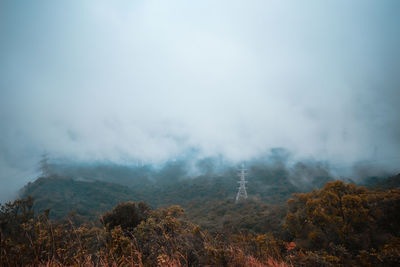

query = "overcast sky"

[{"left": 1, "top": 0, "right": 400, "bottom": 201}]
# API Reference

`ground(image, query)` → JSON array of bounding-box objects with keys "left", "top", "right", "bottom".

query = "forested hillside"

[
  {"left": 20, "top": 159, "right": 328, "bottom": 232},
  {"left": 7, "top": 161, "right": 400, "bottom": 266},
  {"left": 2, "top": 175, "right": 400, "bottom": 266},
  {"left": 20, "top": 174, "right": 291, "bottom": 233},
  {"left": 20, "top": 164, "right": 398, "bottom": 232}
]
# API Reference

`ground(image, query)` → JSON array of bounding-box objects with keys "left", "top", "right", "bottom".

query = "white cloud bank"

[{"left": 1, "top": 0, "right": 399, "bottom": 201}]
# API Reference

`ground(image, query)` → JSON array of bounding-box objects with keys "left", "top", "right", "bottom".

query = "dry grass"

[
  {"left": 227, "top": 247, "right": 292, "bottom": 267},
  {"left": 32, "top": 251, "right": 292, "bottom": 267}
]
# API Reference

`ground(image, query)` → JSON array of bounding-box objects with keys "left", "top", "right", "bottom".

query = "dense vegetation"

[
  {"left": 1, "top": 197, "right": 289, "bottom": 266},
  {"left": 20, "top": 175, "right": 291, "bottom": 235},
  {"left": 285, "top": 180, "right": 400, "bottom": 266},
  {"left": 2, "top": 174, "right": 399, "bottom": 266},
  {"left": 20, "top": 159, "right": 330, "bottom": 227}
]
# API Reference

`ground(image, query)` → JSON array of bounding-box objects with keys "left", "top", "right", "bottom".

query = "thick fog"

[{"left": 1, "top": 0, "right": 400, "bottom": 201}]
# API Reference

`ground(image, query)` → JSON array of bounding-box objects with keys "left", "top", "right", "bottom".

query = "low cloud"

[{"left": 1, "top": 0, "right": 399, "bottom": 201}]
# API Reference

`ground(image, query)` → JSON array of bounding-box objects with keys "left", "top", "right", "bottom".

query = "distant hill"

[
  {"left": 20, "top": 163, "right": 398, "bottom": 232},
  {"left": 20, "top": 174, "right": 290, "bottom": 233},
  {"left": 363, "top": 173, "right": 400, "bottom": 190},
  {"left": 21, "top": 176, "right": 145, "bottom": 221},
  {"left": 20, "top": 163, "right": 302, "bottom": 229}
]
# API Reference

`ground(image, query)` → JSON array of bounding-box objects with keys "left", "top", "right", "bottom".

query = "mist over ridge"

[
  {"left": 1, "top": 0, "right": 400, "bottom": 201},
  {"left": 41, "top": 146, "right": 397, "bottom": 191}
]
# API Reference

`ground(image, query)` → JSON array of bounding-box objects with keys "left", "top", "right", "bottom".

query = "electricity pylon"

[{"left": 235, "top": 164, "right": 248, "bottom": 203}]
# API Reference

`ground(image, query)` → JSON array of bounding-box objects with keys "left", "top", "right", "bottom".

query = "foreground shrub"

[
  {"left": 101, "top": 201, "right": 151, "bottom": 231},
  {"left": 285, "top": 181, "right": 400, "bottom": 266},
  {"left": 1, "top": 198, "right": 291, "bottom": 266}
]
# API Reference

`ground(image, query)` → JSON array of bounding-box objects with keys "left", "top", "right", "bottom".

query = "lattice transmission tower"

[{"left": 235, "top": 164, "right": 248, "bottom": 203}]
